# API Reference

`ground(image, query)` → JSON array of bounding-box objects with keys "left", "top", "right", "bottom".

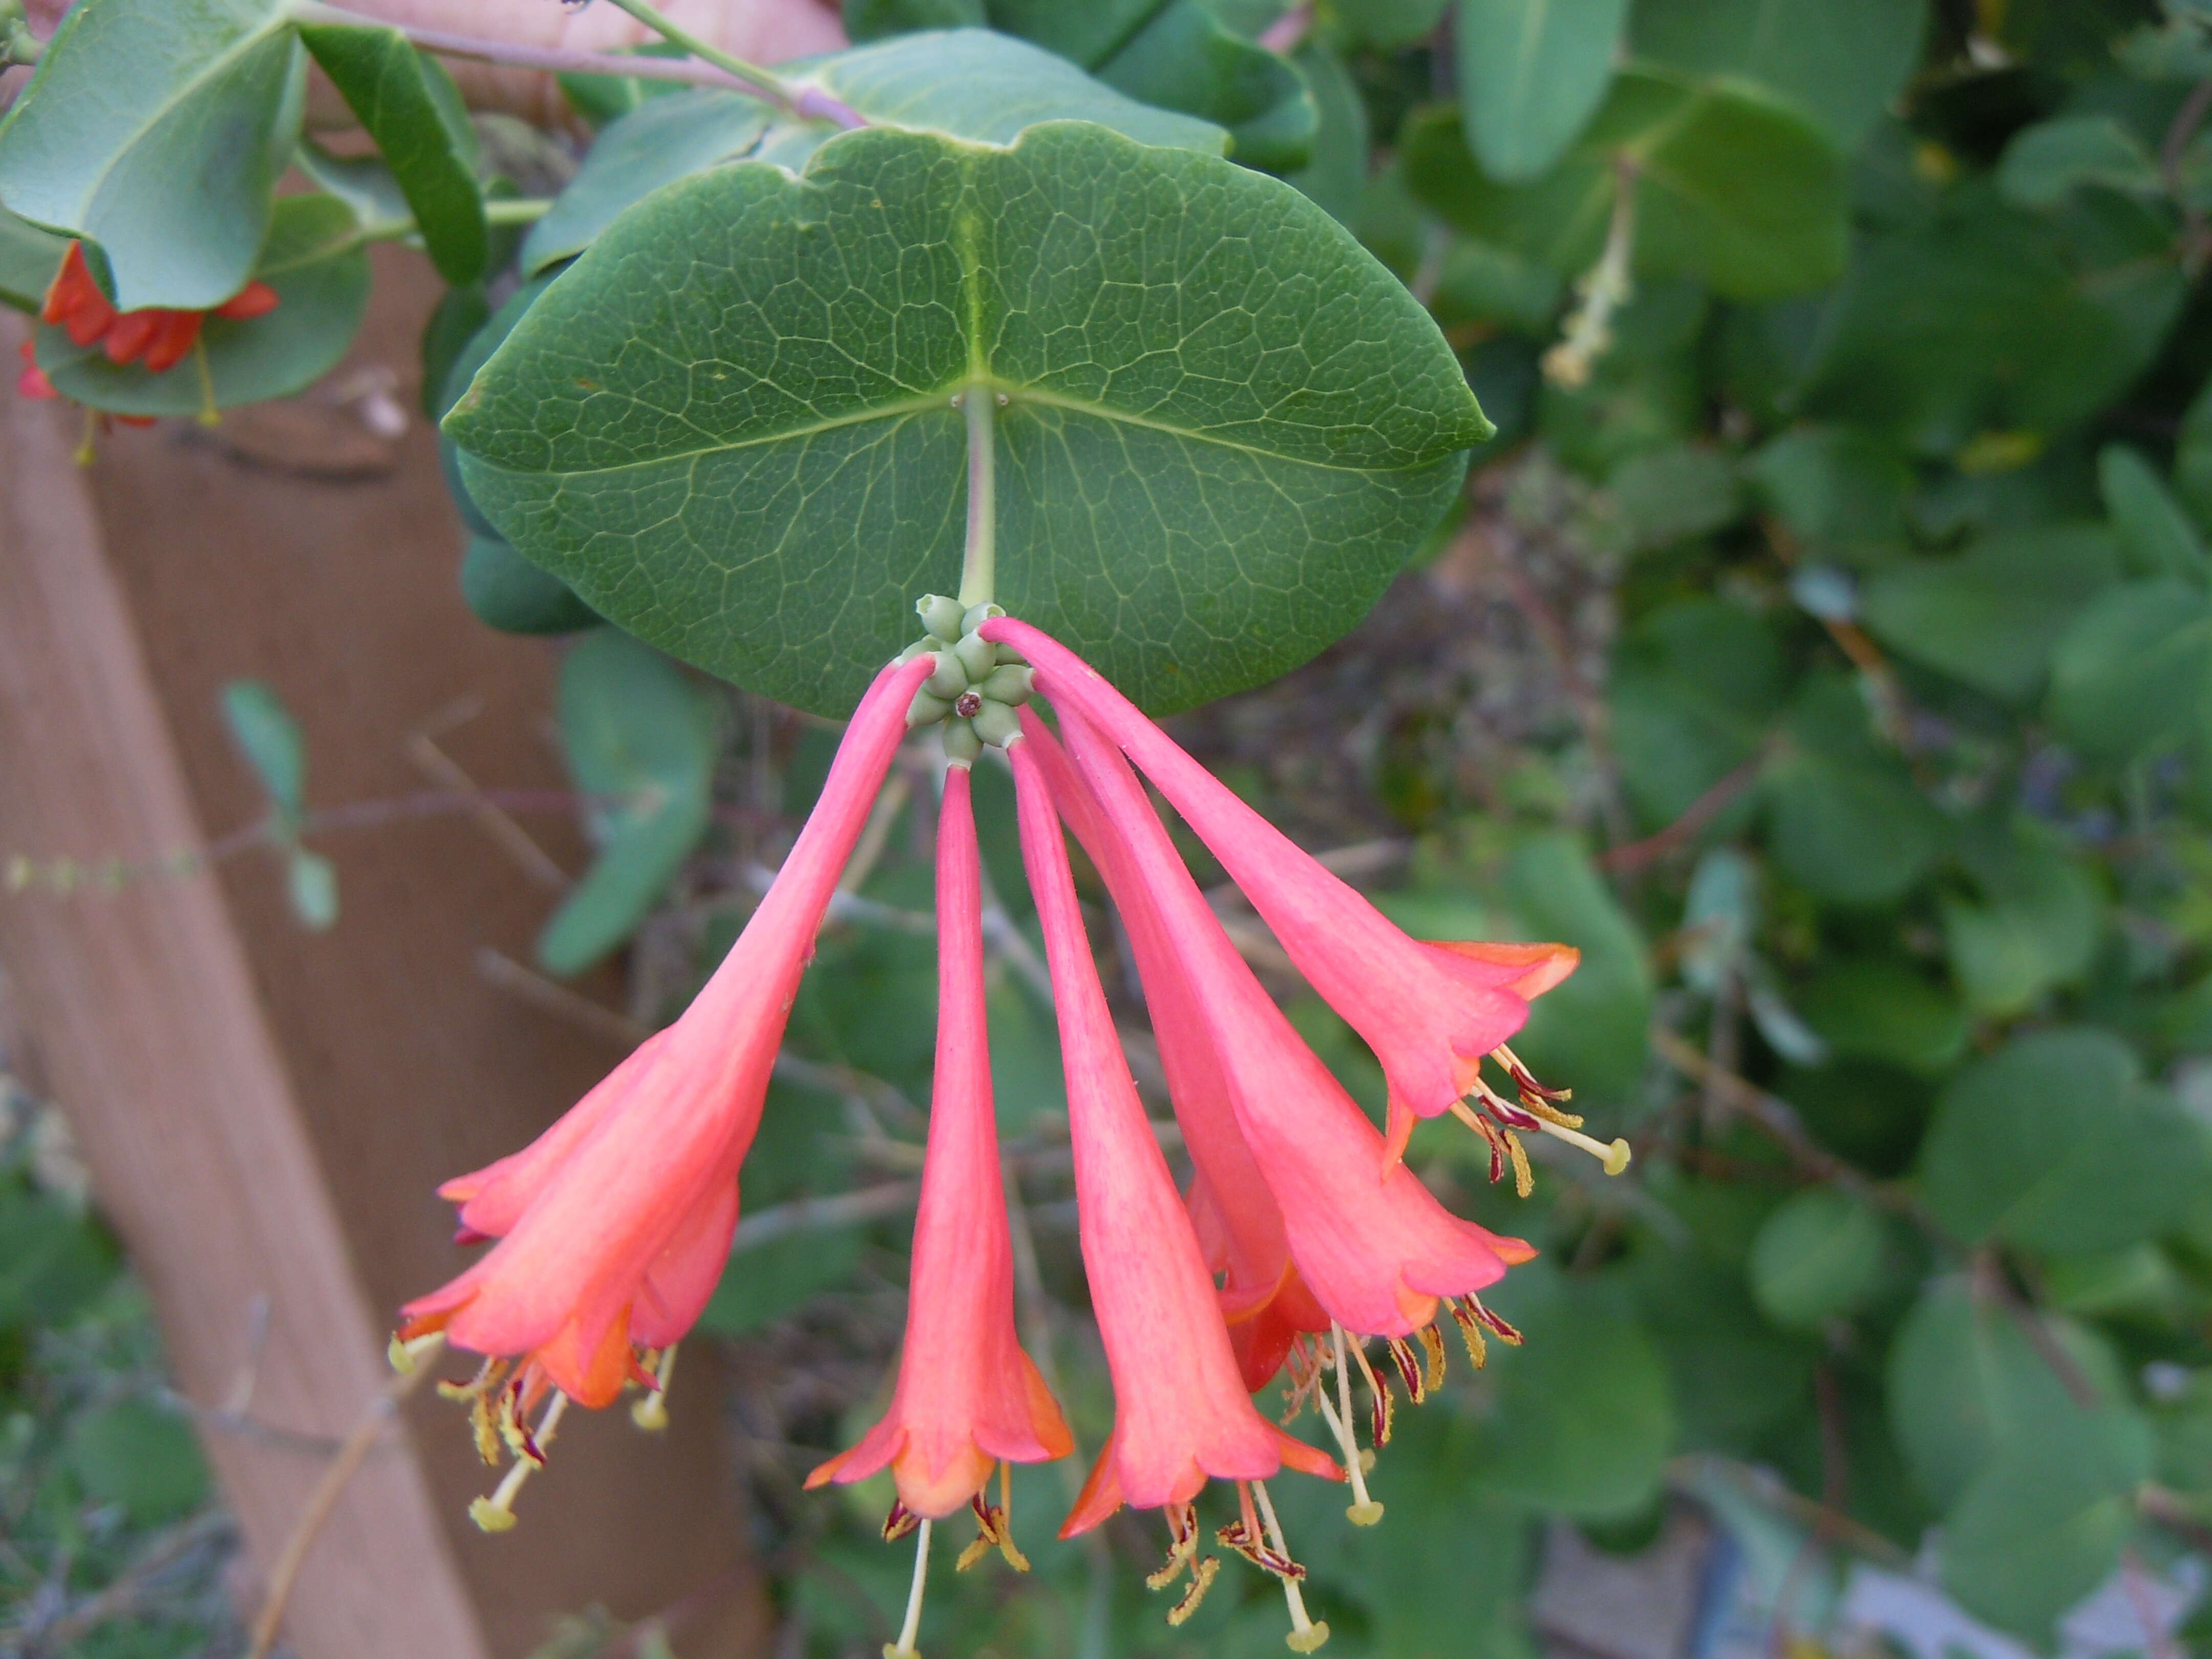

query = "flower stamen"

[
  {"left": 1145, "top": 1502, "right": 1203, "bottom": 1590},
  {"left": 468, "top": 1389, "right": 567, "bottom": 1533},
  {"left": 1324, "top": 1324, "right": 1383, "bottom": 1525},
  {"left": 1384, "top": 1337, "right": 1427, "bottom": 1406},
  {"left": 1346, "top": 1337, "right": 1393, "bottom": 1447},
  {"left": 885, "top": 1516, "right": 931, "bottom": 1659},
  {"left": 955, "top": 1462, "right": 1031, "bottom": 1573},
  {"left": 630, "top": 1342, "right": 676, "bottom": 1431},
  {"left": 1252, "top": 1479, "right": 1330, "bottom": 1652}
]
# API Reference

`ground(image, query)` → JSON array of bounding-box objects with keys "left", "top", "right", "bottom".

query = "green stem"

[
  {"left": 596, "top": 0, "right": 796, "bottom": 108},
  {"left": 482, "top": 197, "right": 553, "bottom": 226},
  {"left": 959, "top": 383, "right": 996, "bottom": 610}
]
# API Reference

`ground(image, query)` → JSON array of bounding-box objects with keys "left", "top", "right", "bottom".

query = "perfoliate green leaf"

[
  {"left": 451, "top": 124, "right": 1488, "bottom": 717},
  {"left": 1886, "top": 1274, "right": 2136, "bottom": 1511},
  {"left": 1401, "top": 71, "right": 1847, "bottom": 301},
  {"left": 1998, "top": 115, "right": 2164, "bottom": 210},
  {"left": 1453, "top": 0, "right": 1628, "bottom": 184},
  {"left": 525, "top": 31, "right": 1229, "bottom": 283},
  {"left": 296, "top": 24, "right": 487, "bottom": 285},
  {"left": 2099, "top": 443, "right": 2210, "bottom": 582},
  {"left": 540, "top": 632, "right": 720, "bottom": 976},
  {"left": 1748, "top": 1187, "right": 1889, "bottom": 1330},
  {"left": 1629, "top": 0, "right": 1927, "bottom": 147},
  {"left": 0, "top": 0, "right": 304, "bottom": 310},
  {"left": 34, "top": 194, "right": 369, "bottom": 417},
  {"left": 1940, "top": 1413, "right": 2150, "bottom": 1645},
  {"left": 1920, "top": 1027, "right": 2210, "bottom": 1257},
  {"left": 1859, "top": 524, "right": 2120, "bottom": 703},
  {"left": 220, "top": 678, "right": 305, "bottom": 824},
  {"left": 0, "top": 203, "right": 66, "bottom": 312}
]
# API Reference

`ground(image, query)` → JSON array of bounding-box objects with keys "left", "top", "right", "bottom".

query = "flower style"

[
  {"left": 985, "top": 618, "right": 1624, "bottom": 1180},
  {"left": 805, "top": 764, "right": 1073, "bottom": 1543},
  {"left": 39, "top": 241, "right": 278, "bottom": 374},
  {"left": 395, "top": 651, "right": 934, "bottom": 1528}
]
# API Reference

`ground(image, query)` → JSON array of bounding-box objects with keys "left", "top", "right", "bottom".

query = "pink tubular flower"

[
  {"left": 1018, "top": 715, "right": 1311, "bottom": 1387},
  {"left": 397, "top": 653, "right": 933, "bottom": 1445},
  {"left": 1047, "top": 707, "right": 1535, "bottom": 1342},
  {"left": 1006, "top": 738, "right": 1339, "bottom": 1539},
  {"left": 805, "top": 764, "right": 1074, "bottom": 1522},
  {"left": 985, "top": 618, "right": 1587, "bottom": 1166}
]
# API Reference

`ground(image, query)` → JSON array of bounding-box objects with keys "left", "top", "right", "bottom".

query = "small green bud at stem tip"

[
  {"left": 970, "top": 701, "right": 1022, "bottom": 749},
  {"left": 906, "top": 689, "right": 953, "bottom": 728},
  {"left": 979, "top": 664, "right": 1034, "bottom": 703},
  {"left": 924, "top": 651, "right": 967, "bottom": 700},
  {"left": 953, "top": 631, "right": 997, "bottom": 682},
  {"left": 916, "top": 594, "right": 965, "bottom": 642},
  {"left": 943, "top": 720, "right": 984, "bottom": 764}
]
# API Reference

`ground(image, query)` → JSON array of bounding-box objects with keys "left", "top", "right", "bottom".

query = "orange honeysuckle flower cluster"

[
  {"left": 393, "top": 613, "right": 1630, "bottom": 1656},
  {"left": 15, "top": 242, "right": 280, "bottom": 432}
]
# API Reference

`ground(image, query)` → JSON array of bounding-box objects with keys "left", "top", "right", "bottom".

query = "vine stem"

[
  {"left": 959, "top": 381, "right": 997, "bottom": 610},
  {"left": 288, "top": 1, "right": 758, "bottom": 93},
  {"left": 595, "top": 0, "right": 865, "bottom": 126}
]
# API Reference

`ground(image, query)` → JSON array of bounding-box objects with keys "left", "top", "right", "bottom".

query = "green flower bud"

[
  {"left": 925, "top": 650, "right": 968, "bottom": 700},
  {"left": 953, "top": 630, "right": 998, "bottom": 684},
  {"left": 961, "top": 602, "right": 1006, "bottom": 637},
  {"left": 916, "top": 593, "right": 966, "bottom": 642},
  {"left": 971, "top": 700, "right": 1022, "bottom": 749},
  {"left": 979, "top": 664, "right": 1034, "bottom": 704},
  {"left": 906, "top": 688, "right": 953, "bottom": 728},
  {"left": 943, "top": 718, "right": 984, "bottom": 765}
]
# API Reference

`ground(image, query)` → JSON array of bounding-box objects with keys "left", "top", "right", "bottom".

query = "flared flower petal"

[
  {"left": 399, "top": 653, "right": 934, "bottom": 1407},
  {"left": 1049, "top": 706, "right": 1533, "bottom": 1340},
  {"left": 987, "top": 619, "right": 1577, "bottom": 1131},
  {"left": 806, "top": 765, "right": 1072, "bottom": 1518},
  {"left": 1008, "top": 738, "right": 1337, "bottom": 1533}
]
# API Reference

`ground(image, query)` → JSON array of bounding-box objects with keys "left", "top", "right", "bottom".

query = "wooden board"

[{"left": 0, "top": 250, "right": 767, "bottom": 1657}]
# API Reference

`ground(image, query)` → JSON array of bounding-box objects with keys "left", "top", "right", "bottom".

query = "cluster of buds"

[
  {"left": 392, "top": 611, "right": 1630, "bottom": 1655},
  {"left": 898, "top": 593, "right": 1035, "bottom": 760}
]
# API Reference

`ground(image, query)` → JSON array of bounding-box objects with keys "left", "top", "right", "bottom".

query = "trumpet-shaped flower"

[
  {"left": 398, "top": 653, "right": 934, "bottom": 1431},
  {"left": 42, "top": 241, "right": 278, "bottom": 374},
  {"left": 1006, "top": 738, "right": 1338, "bottom": 1538},
  {"left": 805, "top": 764, "right": 1073, "bottom": 1519},
  {"left": 986, "top": 619, "right": 1602, "bottom": 1172},
  {"left": 1050, "top": 706, "right": 1536, "bottom": 1341}
]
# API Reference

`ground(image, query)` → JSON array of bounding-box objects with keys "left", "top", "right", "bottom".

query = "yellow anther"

[
  {"left": 630, "top": 1343, "right": 676, "bottom": 1430},
  {"left": 1347, "top": 1500, "right": 1385, "bottom": 1526},
  {"left": 1532, "top": 1115, "right": 1631, "bottom": 1174},
  {"left": 1504, "top": 1131, "right": 1533, "bottom": 1198},
  {"left": 468, "top": 1496, "right": 518, "bottom": 1534},
  {"left": 1287, "top": 1621, "right": 1332, "bottom": 1652},
  {"left": 1166, "top": 1556, "right": 1220, "bottom": 1626},
  {"left": 466, "top": 1390, "right": 566, "bottom": 1534}
]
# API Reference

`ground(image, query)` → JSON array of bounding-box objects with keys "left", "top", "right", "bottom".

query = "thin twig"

[
  {"left": 405, "top": 732, "right": 568, "bottom": 890},
  {"left": 23, "top": 1513, "right": 231, "bottom": 1655},
  {"left": 289, "top": 0, "right": 761, "bottom": 92},
  {"left": 475, "top": 947, "right": 648, "bottom": 1045},
  {"left": 1598, "top": 754, "right": 1766, "bottom": 873},
  {"left": 732, "top": 1181, "right": 921, "bottom": 1250},
  {"left": 244, "top": 1357, "right": 440, "bottom": 1659}
]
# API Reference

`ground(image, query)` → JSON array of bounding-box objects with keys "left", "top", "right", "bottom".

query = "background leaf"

[
  {"left": 219, "top": 678, "right": 305, "bottom": 826},
  {"left": 1628, "top": 0, "right": 1928, "bottom": 147},
  {"left": 1453, "top": 0, "right": 1628, "bottom": 184},
  {"left": 451, "top": 123, "right": 1488, "bottom": 717},
  {"left": 0, "top": 0, "right": 304, "bottom": 309},
  {"left": 539, "top": 632, "right": 721, "bottom": 976},
  {"left": 1748, "top": 1187, "right": 1890, "bottom": 1329},
  {"left": 296, "top": 23, "right": 487, "bottom": 285}
]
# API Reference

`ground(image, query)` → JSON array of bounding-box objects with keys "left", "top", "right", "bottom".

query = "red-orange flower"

[
  {"left": 1008, "top": 736, "right": 1338, "bottom": 1535},
  {"left": 397, "top": 653, "right": 933, "bottom": 1483},
  {"left": 805, "top": 764, "right": 1072, "bottom": 1523},
  {"left": 40, "top": 241, "right": 278, "bottom": 374}
]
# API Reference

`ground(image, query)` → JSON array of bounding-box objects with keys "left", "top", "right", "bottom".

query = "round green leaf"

[
  {"left": 461, "top": 536, "right": 601, "bottom": 636},
  {"left": 220, "top": 678, "right": 305, "bottom": 822},
  {"left": 1478, "top": 1302, "right": 1676, "bottom": 1520},
  {"left": 1794, "top": 959, "right": 1967, "bottom": 1074},
  {"left": 0, "top": 0, "right": 304, "bottom": 310},
  {"left": 1886, "top": 1274, "right": 2136, "bottom": 1511},
  {"left": 2048, "top": 578, "right": 2212, "bottom": 762},
  {"left": 34, "top": 194, "right": 370, "bottom": 417},
  {"left": 1748, "top": 1187, "right": 1889, "bottom": 1329},
  {"left": 0, "top": 203, "right": 67, "bottom": 312},
  {"left": 1919, "top": 1028, "right": 2211, "bottom": 1258},
  {"left": 1630, "top": 0, "right": 1927, "bottom": 147},
  {"left": 449, "top": 123, "right": 1490, "bottom": 716}
]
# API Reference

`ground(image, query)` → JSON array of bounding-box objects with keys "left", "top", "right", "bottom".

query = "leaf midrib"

[{"left": 466, "top": 379, "right": 1448, "bottom": 483}]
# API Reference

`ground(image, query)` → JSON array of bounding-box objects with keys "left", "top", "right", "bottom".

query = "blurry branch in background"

[{"left": 16, "top": 1514, "right": 233, "bottom": 1658}]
